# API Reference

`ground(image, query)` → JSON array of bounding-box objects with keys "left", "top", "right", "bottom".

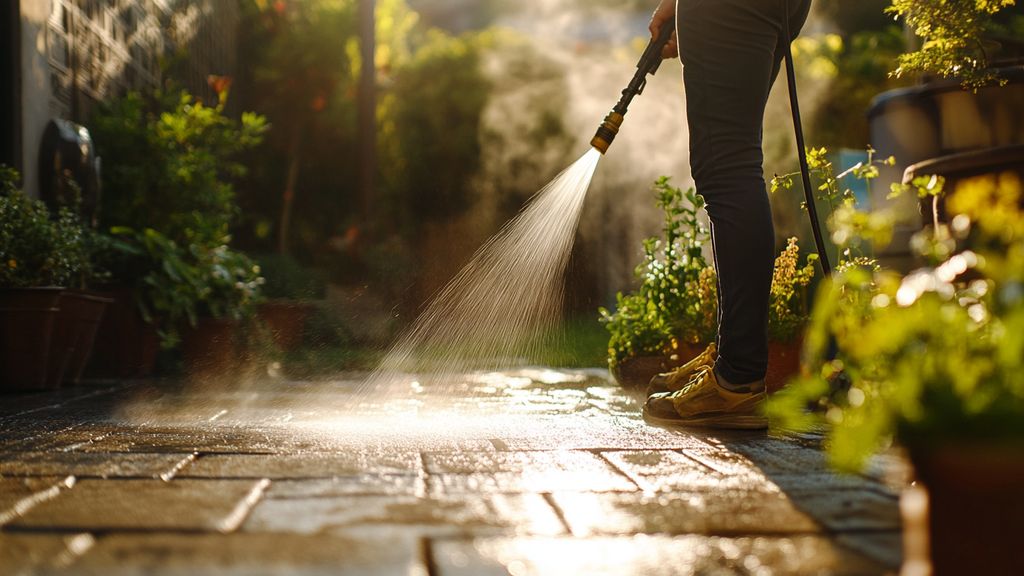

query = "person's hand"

[{"left": 649, "top": 0, "right": 678, "bottom": 59}]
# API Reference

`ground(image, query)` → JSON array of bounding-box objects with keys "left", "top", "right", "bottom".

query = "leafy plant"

[
  {"left": 599, "top": 177, "right": 716, "bottom": 368},
  {"left": 100, "top": 228, "right": 264, "bottom": 346},
  {"left": 887, "top": 0, "right": 1018, "bottom": 87},
  {"left": 772, "top": 146, "right": 897, "bottom": 268},
  {"left": 90, "top": 88, "right": 267, "bottom": 248},
  {"left": 769, "top": 238, "right": 818, "bottom": 342},
  {"left": 769, "top": 170, "right": 1024, "bottom": 472},
  {"left": 0, "top": 173, "right": 90, "bottom": 289},
  {"left": 197, "top": 245, "right": 265, "bottom": 321}
]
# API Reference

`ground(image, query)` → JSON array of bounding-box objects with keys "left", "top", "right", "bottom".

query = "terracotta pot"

[
  {"left": 766, "top": 336, "right": 803, "bottom": 394},
  {"left": 0, "top": 288, "right": 64, "bottom": 391},
  {"left": 257, "top": 300, "right": 315, "bottom": 351},
  {"left": 86, "top": 287, "right": 160, "bottom": 379},
  {"left": 909, "top": 444, "right": 1024, "bottom": 575},
  {"left": 181, "top": 317, "right": 241, "bottom": 378},
  {"left": 611, "top": 343, "right": 705, "bottom": 390}
]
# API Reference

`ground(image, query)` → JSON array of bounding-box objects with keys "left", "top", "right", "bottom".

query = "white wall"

[{"left": 20, "top": 0, "right": 52, "bottom": 198}]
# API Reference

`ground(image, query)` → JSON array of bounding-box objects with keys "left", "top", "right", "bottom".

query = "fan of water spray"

[
  {"left": 365, "top": 21, "right": 679, "bottom": 394},
  {"left": 364, "top": 148, "right": 602, "bottom": 393}
]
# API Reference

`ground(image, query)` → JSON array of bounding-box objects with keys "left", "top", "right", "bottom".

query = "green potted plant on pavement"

[
  {"left": 765, "top": 237, "right": 818, "bottom": 393},
  {"left": 87, "top": 87, "right": 267, "bottom": 377},
  {"left": 769, "top": 171, "right": 1024, "bottom": 575},
  {"left": 0, "top": 168, "right": 94, "bottom": 390},
  {"left": 180, "top": 244, "right": 265, "bottom": 378},
  {"left": 599, "top": 177, "right": 717, "bottom": 389}
]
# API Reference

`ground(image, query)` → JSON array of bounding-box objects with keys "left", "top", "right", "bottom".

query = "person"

[{"left": 642, "top": 0, "right": 813, "bottom": 429}]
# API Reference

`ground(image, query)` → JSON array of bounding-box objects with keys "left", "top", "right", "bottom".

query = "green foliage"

[
  {"left": 238, "top": 0, "right": 496, "bottom": 259},
  {"left": 253, "top": 253, "right": 326, "bottom": 300},
  {"left": 0, "top": 173, "right": 90, "bottom": 289},
  {"left": 887, "top": 0, "right": 1018, "bottom": 87},
  {"left": 599, "top": 177, "right": 716, "bottom": 367},
  {"left": 90, "top": 89, "right": 267, "bottom": 248},
  {"left": 769, "top": 171, "right": 1024, "bottom": 472},
  {"left": 794, "top": 28, "right": 908, "bottom": 147},
  {"left": 383, "top": 29, "right": 490, "bottom": 223},
  {"left": 101, "top": 227, "right": 264, "bottom": 347},
  {"left": 772, "top": 146, "right": 897, "bottom": 266}
]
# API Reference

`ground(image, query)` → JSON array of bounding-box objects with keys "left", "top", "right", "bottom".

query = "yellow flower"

[{"left": 7, "top": 259, "right": 15, "bottom": 269}]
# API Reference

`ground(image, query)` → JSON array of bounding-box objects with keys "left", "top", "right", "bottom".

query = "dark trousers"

[{"left": 677, "top": 0, "right": 812, "bottom": 384}]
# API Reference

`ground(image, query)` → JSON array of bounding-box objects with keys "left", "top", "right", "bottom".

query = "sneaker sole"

[{"left": 642, "top": 407, "right": 769, "bottom": 430}]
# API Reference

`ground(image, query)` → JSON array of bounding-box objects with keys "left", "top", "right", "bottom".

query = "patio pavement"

[{"left": 0, "top": 369, "right": 907, "bottom": 575}]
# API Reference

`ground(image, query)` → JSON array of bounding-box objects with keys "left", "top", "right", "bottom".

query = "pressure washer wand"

[{"left": 591, "top": 20, "right": 676, "bottom": 154}]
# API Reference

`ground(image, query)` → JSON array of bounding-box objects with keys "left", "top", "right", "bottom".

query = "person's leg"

[{"left": 677, "top": 0, "right": 811, "bottom": 385}]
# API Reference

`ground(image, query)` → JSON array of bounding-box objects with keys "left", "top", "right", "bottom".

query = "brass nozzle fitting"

[{"left": 590, "top": 111, "right": 624, "bottom": 155}]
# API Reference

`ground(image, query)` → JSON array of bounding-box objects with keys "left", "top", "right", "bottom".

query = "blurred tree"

[{"left": 237, "top": 0, "right": 491, "bottom": 266}]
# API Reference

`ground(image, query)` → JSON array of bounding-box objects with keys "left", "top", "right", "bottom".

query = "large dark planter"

[
  {"left": 610, "top": 343, "right": 704, "bottom": 390},
  {"left": 904, "top": 144, "right": 1024, "bottom": 225},
  {"left": 0, "top": 288, "right": 64, "bottom": 391},
  {"left": 908, "top": 445, "right": 1024, "bottom": 575},
  {"left": 869, "top": 65, "right": 1024, "bottom": 269},
  {"left": 257, "top": 300, "right": 316, "bottom": 351},
  {"left": 56, "top": 291, "right": 113, "bottom": 386},
  {"left": 86, "top": 287, "right": 160, "bottom": 379},
  {"left": 181, "top": 317, "right": 242, "bottom": 379}
]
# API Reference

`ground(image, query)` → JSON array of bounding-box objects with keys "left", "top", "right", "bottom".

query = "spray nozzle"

[{"left": 591, "top": 20, "right": 676, "bottom": 155}]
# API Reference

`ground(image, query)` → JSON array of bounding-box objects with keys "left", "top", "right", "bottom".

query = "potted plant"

[
  {"left": 769, "top": 172, "right": 1024, "bottom": 574},
  {"left": 765, "top": 237, "right": 818, "bottom": 393},
  {"left": 86, "top": 86, "right": 267, "bottom": 377},
  {"left": 0, "top": 168, "right": 94, "bottom": 390},
  {"left": 253, "top": 253, "right": 325, "bottom": 351},
  {"left": 599, "top": 177, "right": 717, "bottom": 389},
  {"left": 600, "top": 177, "right": 826, "bottom": 391},
  {"left": 180, "top": 244, "right": 265, "bottom": 378}
]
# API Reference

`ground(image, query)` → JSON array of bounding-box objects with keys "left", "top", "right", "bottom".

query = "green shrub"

[
  {"left": 887, "top": 0, "right": 1019, "bottom": 87},
  {"left": 0, "top": 171, "right": 90, "bottom": 288},
  {"left": 101, "top": 227, "right": 264, "bottom": 346},
  {"left": 90, "top": 89, "right": 267, "bottom": 248}
]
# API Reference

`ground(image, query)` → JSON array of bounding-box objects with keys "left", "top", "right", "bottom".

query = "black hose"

[{"left": 782, "top": 0, "right": 832, "bottom": 277}]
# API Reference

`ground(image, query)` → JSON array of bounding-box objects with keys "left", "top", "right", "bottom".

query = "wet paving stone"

[
  {"left": 11, "top": 478, "right": 269, "bottom": 532},
  {"left": 550, "top": 491, "right": 821, "bottom": 536},
  {"left": 424, "top": 450, "right": 637, "bottom": 494},
  {"left": 0, "top": 452, "right": 193, "bottom": 479},
  {"left": 244, "top": 494, "right": 566, "bottom": 537},
  {"left": 837, "top": 530, "right": 904, "bottom": 570},
  {"left": 783, "top": 489, "right": 901, "bottom": 532},
  {"left": 267, "top": 475, "right": 425, "bottom": 498},
  {"left": 0, "top": 370, "right": 905, "bottom": 572},
  {"left": 600, "top": 450, "right": 782, "bottom": 494},
  {"left": 431, "top": 535, "right": 888, "bottom": 576},
  {"left": 65, "top": 532, "right": 426, "bottom": 576},
  {"left": 0, "top": 476, "right": 76, "bottom": 525},
  {"left": 0, "top": 532, "right": 96, "bottom": 575},
  {"left": 74, "top": 429, "right": 291, "bottom": 454},
  {"left": 180, "top": 452, "right": 423, "bottom": 478},
  {"left": 709, "top": 437, "right": 831, "bottom": 476}
]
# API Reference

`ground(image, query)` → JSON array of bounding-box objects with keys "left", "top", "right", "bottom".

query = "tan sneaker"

[
  {"left": 643, "top": 367, "right": 768, "bottom": 430},
  {"left": 646, "top": 342, "right": 717, "bottom": 397}
]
